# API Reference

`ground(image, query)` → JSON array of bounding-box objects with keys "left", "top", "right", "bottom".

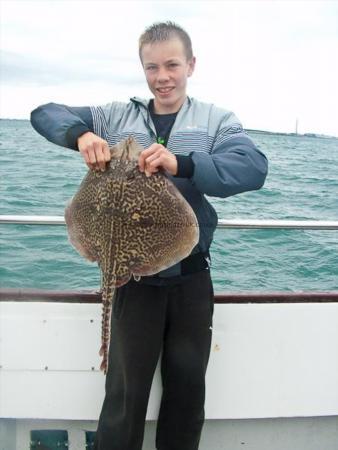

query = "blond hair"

[{"left": 139, "top": 21, "right": 193, "bottom": 61}]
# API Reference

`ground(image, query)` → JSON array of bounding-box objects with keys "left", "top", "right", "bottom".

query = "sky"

[{"left": 1, "top": 0, "right": 338, "bottom": 136}]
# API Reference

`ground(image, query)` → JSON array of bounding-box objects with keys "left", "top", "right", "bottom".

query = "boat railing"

[
  {"left": 1, "top": 215, "right": 337, "bottom": 303},
  {"left": 1, "top": 215, "right": 338, "bottom": 229}
]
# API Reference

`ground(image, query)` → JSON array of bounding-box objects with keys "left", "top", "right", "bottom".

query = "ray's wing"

[
  {"left": 117, "top": 167, "right": 199, "bottom": 277},
  {"left": 64, "top": 170, "right": 109, "bottom": 263}
]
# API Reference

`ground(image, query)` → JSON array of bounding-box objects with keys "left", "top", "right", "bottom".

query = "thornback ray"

[{"left": 64, "top": 136, "right": 199, "bottom": 374}]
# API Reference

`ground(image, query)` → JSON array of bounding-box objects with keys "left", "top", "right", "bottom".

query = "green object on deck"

[{"left": 30, "top": 430, "right": 68, "bottom": 449}]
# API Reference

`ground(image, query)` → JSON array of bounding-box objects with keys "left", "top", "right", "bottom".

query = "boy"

[{"left": 31, "top": 21, "right": 268, "bottom": 450}]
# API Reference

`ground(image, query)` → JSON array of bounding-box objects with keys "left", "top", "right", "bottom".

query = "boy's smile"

[{"left": 141, "top": 38, "right": 195, "bottom": 114}]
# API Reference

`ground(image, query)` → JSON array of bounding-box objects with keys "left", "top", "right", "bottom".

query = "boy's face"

[{"left": 141, "top": 38, "right": 195, "bottom": 114}]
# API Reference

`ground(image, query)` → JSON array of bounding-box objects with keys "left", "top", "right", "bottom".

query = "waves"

[{"left": 0, "top": 121, "right": 337, "bottom": 291}]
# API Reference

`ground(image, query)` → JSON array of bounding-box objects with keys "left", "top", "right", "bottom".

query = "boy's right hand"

[{"left": 77, "top": 131, "right": 111, "bottom": 171}]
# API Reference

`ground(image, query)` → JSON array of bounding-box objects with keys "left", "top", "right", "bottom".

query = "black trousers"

[{"left": 94, "top": 269, "right": 214, "bottom": 450}]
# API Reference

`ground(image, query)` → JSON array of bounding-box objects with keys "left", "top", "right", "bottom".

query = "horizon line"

[{"left": 0, "top": 117, "right": 337, "bottom": 140}]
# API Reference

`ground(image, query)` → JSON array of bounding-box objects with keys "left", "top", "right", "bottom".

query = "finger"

[
  {"left": 102, "top": 142, "right": 111, "bottom": 163},
  {"left": 142, "top": 143, "right": 162, "bottom": 157},
  {"left": 145, "top": 168, "right": 159, "bottom": 177},
  {"left": 141, "top": 148, "right": 164, "bottom": 173},
  {"left": 144, "top": 163, "right": 158, "bottom": 177},
  {"left": 94, "top": 143, "right": 106, "bottom": 171},
  {"left": 144, "top": 149, "right": 162, "bottom": 167},
  {"left": 138, "top": 151, "right": 148, "bottom": 172},
  {"left": 87, "top": 146, "right": 97, "bottom": 166},
  {"left": 147, "top": 153, "right": 167, "bottom": 171},
  {"left": 145, "top": 156, "right": 162, "bottom": 176},
  {"left": 80, "top": 150, "right": 95, "bottom": 171},
  {"left": 139, "top": 144, "right": 162, "bottom": 171},
  {"left": 148, "top": 152, "right": 177, "bottom": 175}
]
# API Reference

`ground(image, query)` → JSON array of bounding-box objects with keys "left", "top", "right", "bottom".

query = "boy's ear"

[{"left": 188, "top": 56, "right": 196, "bottom": 77}]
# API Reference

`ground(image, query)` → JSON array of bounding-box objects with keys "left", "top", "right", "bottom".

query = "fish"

[{"left": 64, "top": 136, "right": 199, "bottom": 374}]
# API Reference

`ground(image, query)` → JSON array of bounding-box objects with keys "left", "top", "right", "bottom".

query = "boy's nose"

[{"left": 157, "top": 67, "right": 170, "bottom": 82}]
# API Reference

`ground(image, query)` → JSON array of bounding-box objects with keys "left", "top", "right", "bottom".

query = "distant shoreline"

[
  {"left": 1, "top": 118, "right": 337, "bottom": 141},
  {"left": 245, "top": 128, "right": 338, "bottom": 140}
]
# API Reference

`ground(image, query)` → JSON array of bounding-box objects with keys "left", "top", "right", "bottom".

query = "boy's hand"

[
  {"left": 138, "top": 143, "right": 177, "bottom": 177},
  {"left": 77, "top": 131, "right": 111, "bottom": 171}
]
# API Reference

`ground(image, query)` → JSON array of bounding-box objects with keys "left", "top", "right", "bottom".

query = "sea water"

[{"left": 0, "top": 119, "right": 337, "bottom": 291}]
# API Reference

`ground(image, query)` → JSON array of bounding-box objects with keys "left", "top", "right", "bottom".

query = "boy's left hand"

[{"left": 138, "top": 143, "right": 177, "bottom": 177}]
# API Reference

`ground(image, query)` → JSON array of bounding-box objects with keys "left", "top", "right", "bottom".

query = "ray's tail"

[{"left": 99, "top": 280, "right": 115, "bottom": 375}]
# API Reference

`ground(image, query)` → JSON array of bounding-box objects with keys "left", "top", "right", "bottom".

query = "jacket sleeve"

[
  {"left": 30, "top": 103, "right": 94, "bottom": 150},
  {"left": 190, "top": 112, "right": 268, "bottom": 198}
]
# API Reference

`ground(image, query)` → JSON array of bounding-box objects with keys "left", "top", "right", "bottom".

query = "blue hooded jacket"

[{"left": 31, "top": 96, "right": 268, "bottom": 278}]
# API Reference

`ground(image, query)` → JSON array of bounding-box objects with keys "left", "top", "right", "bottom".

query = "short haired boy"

[{"left": 31, "top": 21, "right": 268, "bottom": 450}]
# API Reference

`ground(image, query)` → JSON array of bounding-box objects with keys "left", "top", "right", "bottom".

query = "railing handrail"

[
  {"left": 1, "top": 288, "right": 338, "bottom": 303},
  {"left": 1, "top": 215, "right": 338, "bottom": 229}
]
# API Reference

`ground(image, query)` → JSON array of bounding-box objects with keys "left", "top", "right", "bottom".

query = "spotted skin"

[{"left": 64, "top": 137, "right": 199, "bottom": 374}]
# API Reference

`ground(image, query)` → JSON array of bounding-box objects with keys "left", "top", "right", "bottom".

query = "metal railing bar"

[
  {"left": 0, "top": 288, "right": 337, "bottom": 303},
  {"left": 1, "top": 215, "right": 338, "bottom": 229},
  {"left": 0, "top": 215, "right": 65, "bottom": 225},
  {"left": 217, "top": 219, "right": 338, "bottom": 230}
]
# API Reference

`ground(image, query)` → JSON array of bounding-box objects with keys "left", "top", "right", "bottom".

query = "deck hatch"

[
  {"left": 85, "top": 430, "right": 96, "bottom": 448},
  {"left": 30, "top": 430, "right": 68, "bottom": 449}
]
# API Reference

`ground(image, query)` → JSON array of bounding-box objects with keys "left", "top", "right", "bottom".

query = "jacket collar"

[
  {"left": 130, "top": 96, "right": 192, "bottom": 112},
  {"left": 130, "top": 96, "right": 192, "bottom": 139}
]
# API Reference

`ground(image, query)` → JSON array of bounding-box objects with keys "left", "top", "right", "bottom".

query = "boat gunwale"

[{"left": 1, "top": 288, "right": 337, "bottom": 303}]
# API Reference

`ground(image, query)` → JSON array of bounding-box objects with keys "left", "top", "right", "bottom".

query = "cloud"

[
  {"left": 0, "top": 50, "right": 143, "bottom": 86},
  {"left": 1, "top": 0, "right": 338, "bottom": 135}
]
